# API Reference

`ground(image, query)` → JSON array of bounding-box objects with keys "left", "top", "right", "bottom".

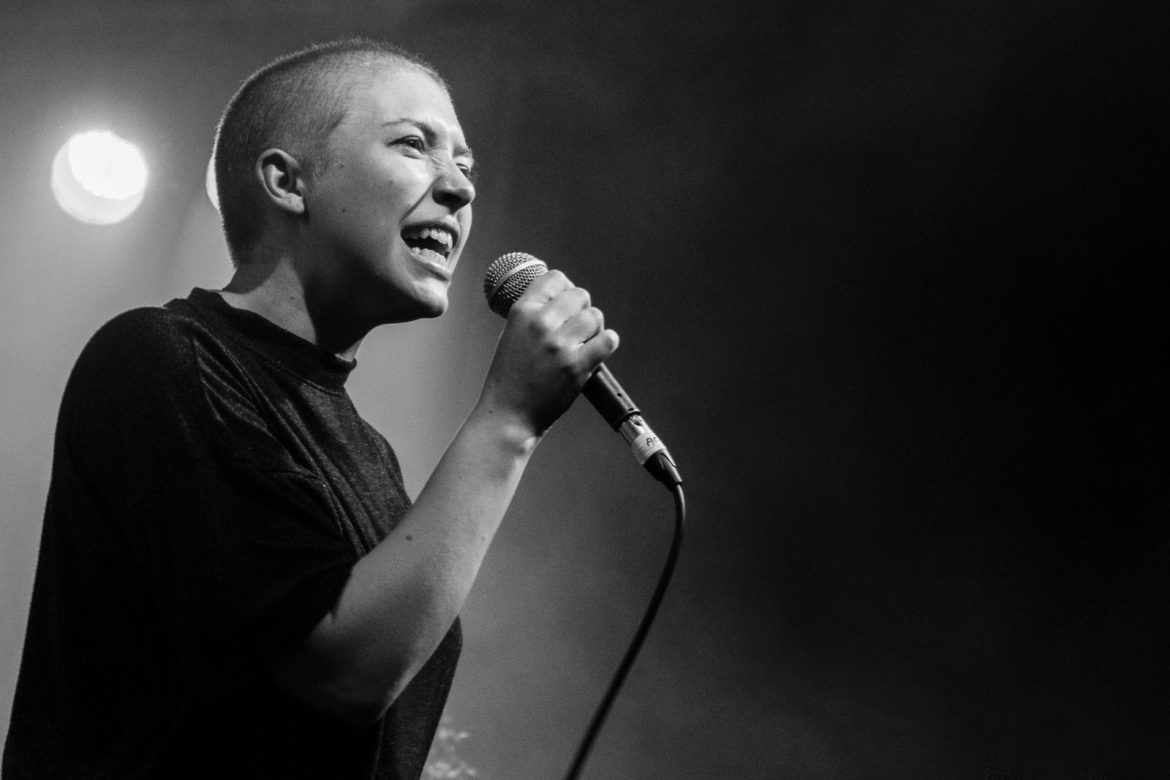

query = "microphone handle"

[
  {"left": 582, "top": 365, "right": 682, "bottom": 489},
  {"left": 581, "top": 363, "right": 638, "bottom": 428}
]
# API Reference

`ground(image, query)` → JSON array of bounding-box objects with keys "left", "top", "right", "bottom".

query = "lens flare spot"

[{"left": 51, "top": 131, "right": 148, "bottom": 225}]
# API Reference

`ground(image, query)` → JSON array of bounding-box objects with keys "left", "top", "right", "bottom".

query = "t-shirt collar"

[{"left": 182, "top": 288, "right": 356, "bottom": 391}]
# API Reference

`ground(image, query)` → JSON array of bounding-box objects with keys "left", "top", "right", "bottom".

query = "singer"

[{"left": 4, "top": 39, "right": 617, "bottom": 778}]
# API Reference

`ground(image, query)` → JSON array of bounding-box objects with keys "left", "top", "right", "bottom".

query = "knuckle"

[
  {"left": 537, "top": 306, "right": 565, "bottom": 332},
  {"left": 574, "top": 308, "right": 599, "bottom": 334},
  {"left": 509, "top": 300, "right": 533, "bottom": 320},
  {"left": 526, "top": 316, "right": 551, "bottom": 340}
]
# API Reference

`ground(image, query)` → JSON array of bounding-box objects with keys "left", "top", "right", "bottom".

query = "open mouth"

[{"left": 402, "top": 224, "right": 455, "bottom": 262}]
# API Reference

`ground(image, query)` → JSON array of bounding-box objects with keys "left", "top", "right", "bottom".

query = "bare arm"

[{"left": 271, "top": 271, "right": 618, "bottom": 723}]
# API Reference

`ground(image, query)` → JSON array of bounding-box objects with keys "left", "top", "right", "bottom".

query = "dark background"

[{"left": 2, "top": 1, "right": 1167, "bottom": 777}]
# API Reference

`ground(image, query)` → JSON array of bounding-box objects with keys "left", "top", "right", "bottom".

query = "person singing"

[{"left": 4, "top": 38, "right": 617, "bottom": 779}]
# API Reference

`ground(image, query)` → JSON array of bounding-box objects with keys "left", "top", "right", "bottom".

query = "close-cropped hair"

[{"left": 213, "top": 39, "right": 446, "bottom": 262}]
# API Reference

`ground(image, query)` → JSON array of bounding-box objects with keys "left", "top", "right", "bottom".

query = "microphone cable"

[
  {"left": 563, "top": 479, "right": 686, "bottom": 780},
  {"left": 482, "top": 252, "right": 686, "bottom": 777}
]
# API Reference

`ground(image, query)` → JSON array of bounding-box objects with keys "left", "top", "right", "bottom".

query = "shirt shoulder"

[
  {"left": 79, "top": 303, "right": 206, "bottom": 374},
  {"left": 69, "top": 298, "right": 269, "bottom": 407},
  {"left": 62, "top": 310, "right": 176, "bottom": 395}
]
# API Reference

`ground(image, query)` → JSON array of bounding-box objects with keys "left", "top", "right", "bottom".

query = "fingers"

[
  {"left": 482, "top": 268, "right": 619, "bottom": 435},
  {"left": 578, "top": 326, "right": 620, "bottom": 367},
  {"left": 514, "top": 270, "right": 613, "bottom": 349},
  {"left": 554, "top": 293, "right": 600, "bottom": 342},
  {"left": 512, "top": 269, "right": 573, "bottom": 314}
]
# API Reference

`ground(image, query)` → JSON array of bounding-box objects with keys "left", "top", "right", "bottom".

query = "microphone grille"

[{"left": 483, "top": 252, "right": 549, "bottom": 317}]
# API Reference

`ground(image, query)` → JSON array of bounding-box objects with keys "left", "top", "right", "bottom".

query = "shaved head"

[{"left": 213, "top": 39, "right": 447, "bottom": 262}]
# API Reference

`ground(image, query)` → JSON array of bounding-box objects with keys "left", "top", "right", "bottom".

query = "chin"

[
  {"left": 391, "top": 289, "right": 450, "bottom": 322},
  {"left": 416, "top": 282, "right": 451, "bottom": 318},
  {"left": 417, "top": 300, "right": 448, "bottom": 319}
]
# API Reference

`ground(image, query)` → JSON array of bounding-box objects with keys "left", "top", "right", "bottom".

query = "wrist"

[{"left": 466, "top": 398, "right": 542, "bottom": 459}]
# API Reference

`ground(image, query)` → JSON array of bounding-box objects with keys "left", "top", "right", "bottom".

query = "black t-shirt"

[{"left": 3, "top": 289, "right": 461, "bottom": 779}]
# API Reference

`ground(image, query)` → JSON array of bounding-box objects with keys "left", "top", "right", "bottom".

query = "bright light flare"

[
  {"left": 51, "top": 130, "right": 148, "bottom": 224},
  {"left": 205, "top": 153, "right": 220, "bottom": 212}
]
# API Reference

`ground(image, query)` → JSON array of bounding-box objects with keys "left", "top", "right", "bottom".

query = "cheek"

[{"left": 449, "top": 210, "right": 473, "bottom": 266}]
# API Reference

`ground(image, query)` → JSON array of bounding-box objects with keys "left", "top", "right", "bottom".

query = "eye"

[
  {"left": 395, "top": 135, "right": 426, "bottom": 152},
  {"left": 454, "top": 156, "right": 478, "bottom": 181}
]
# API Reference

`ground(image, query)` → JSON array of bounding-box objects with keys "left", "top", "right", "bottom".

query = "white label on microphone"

[{"left": 619, "top": 414, "right": 669, "bottom": 465}]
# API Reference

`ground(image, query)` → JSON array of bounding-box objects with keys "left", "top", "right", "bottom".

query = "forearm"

[
  {"left": 273, "top": 400, "right": 538, "bottom": 722},
  {"left": 273, "top": 270, "right": 617, "bottom": 723}
]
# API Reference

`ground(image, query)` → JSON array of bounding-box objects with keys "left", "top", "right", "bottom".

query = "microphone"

[{"left": 484, "top": 252, "right": 682, "bottom": 489}]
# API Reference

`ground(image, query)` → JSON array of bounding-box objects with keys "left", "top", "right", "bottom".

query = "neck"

[{"left": 220, "top": 258, "right": 367, "bottom": 361}]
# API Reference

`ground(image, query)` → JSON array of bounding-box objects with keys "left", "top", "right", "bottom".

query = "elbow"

[
  {"left": 282, "top": 671, "right": 409, "bottom": 726},
  {"left": 312, "top": 686, "right": 399, "bottom": 726}
]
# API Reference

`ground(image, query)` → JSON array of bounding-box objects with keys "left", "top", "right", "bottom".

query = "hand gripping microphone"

[{"left": 484, "top": 252, "right": 682, "bottom": 489}]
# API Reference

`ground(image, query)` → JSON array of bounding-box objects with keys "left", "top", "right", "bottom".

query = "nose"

[{"left": 433, "top": 163, "right": 475, "bottom": 211}]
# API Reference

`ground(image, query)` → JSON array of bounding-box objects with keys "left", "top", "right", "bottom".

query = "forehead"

[{"left": 341, "top": 65, "right": 465, "bottom": 141}]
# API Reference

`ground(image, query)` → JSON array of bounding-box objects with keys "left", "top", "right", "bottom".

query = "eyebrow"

[{"left": 383, "top": 118, "right": 475, "bottom": 165}]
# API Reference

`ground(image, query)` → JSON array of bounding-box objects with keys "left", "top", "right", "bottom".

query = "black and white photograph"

[{"left": 1, "top": 1, "right": 1165, "bottom": 777}]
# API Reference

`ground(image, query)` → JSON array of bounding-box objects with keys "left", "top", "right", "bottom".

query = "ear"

[{"left": 256, "top": 148, "right": 306, "bottom": 215}]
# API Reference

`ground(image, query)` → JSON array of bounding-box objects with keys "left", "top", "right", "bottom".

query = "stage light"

[{"left": 51, "top": 130, "right": 148, "bottom": 225}]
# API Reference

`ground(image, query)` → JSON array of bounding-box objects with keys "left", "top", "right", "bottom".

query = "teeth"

[
  {"left": 405, "top": 225, "right": 454, "bottom": 249},
  {"left": 411, "top": 246, "right": 446, "bottom": 263}
]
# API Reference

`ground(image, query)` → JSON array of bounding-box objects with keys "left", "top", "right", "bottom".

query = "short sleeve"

[{"left": 62, "top": 308, "right": 358, "bottom": 691}]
